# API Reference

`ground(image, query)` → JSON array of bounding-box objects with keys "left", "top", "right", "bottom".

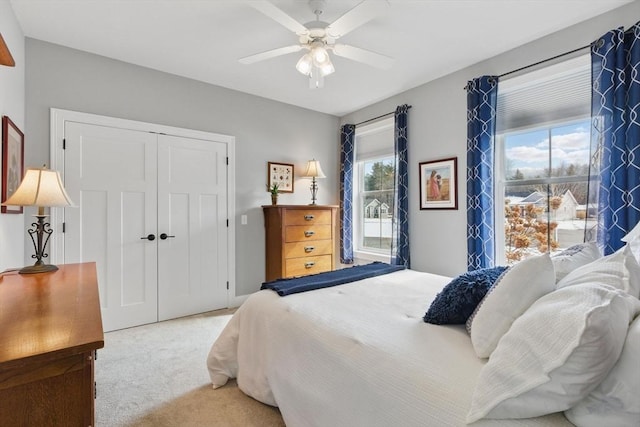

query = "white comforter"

[{"left": 207, "top": 269, "right": 573, "bottom": 427}]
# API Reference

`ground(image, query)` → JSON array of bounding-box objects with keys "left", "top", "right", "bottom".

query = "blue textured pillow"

[{"left": 423, "top": 266, "right": 508, "bottom": 325}]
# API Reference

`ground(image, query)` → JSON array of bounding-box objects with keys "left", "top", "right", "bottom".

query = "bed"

[{"left": 207, "top": 267, "right": 579, "bottom": 426}]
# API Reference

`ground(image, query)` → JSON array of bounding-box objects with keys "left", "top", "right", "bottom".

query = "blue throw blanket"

[{"left": 261, "top": 262, "right": 406, "bottom": 296}]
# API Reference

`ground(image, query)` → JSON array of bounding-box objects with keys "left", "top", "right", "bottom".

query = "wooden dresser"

[
  {"left": 263, "top": 204, "right": 338, "bottom": 281},
  {"left": 0, "top": 262, "right": 104, "bottom": 427}
]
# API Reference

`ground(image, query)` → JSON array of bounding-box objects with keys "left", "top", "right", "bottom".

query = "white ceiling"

[{"left": 9, "top": 0, "right": 632, "bottom": 117}]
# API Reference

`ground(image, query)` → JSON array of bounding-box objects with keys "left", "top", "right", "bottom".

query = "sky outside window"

[{"left": 505, "top": 119, "right": 590, "bottom": 179}]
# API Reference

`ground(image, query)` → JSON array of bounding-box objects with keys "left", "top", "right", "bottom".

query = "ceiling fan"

[{"left": 240, "top": 0, "right": 394, "bottom": 89}]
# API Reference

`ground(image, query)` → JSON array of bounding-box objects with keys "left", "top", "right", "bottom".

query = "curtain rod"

[
  {"left": 464, "top": 43, "right": 591, "bottom": 89},
  {"left": 355, "top": 105, "right": 412, "bottom": 127}
]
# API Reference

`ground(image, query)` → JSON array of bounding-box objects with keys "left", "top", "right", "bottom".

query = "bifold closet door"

[
  {"left": 64, "top": 122, "right": 159, "bottom": 332},
  {"left": 156, "top": 134, "right": 228, "bottom": 321}
]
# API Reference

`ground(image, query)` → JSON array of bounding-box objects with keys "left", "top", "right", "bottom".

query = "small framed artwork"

[
  {"left": 2, "top": 116, "right": 24, "bottom": 214},
  {"left": 419, "top": 157, "right": 458, "bottom": 210},
  {"left": 267, "top": 161, "right": 294, "bottom": 193}
]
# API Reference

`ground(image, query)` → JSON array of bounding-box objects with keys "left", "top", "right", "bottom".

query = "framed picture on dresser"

[
  {"left": 2, "top": 116, "right": 24, "bottom": 214},
  {"left": 267, "top": 161, "right": 294, "bottom": 193}
]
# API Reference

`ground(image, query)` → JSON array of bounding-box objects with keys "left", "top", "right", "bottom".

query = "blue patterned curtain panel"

[
  {"left": 466, "top": 76, "right": 499, "bottom": 270},
  {"left": 340, "top": 124, "right": 356, "bottom": 264},
  {"left": 391, "top": 105, "right": 410, "bottom": 267},
  {"left": 591, "top": 21, "right": 640, "bottom": 254}
]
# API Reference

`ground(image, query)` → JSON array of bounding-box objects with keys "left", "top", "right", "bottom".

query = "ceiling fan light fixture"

[
  {"left": 311, "top": 45, "right": 329, "bottom": 66},
  {"left": 296, "top": 52, "right": 313, "bottom": 75},
  {"left": 319, "top": 61, "right": 335, "bottom": 76}
]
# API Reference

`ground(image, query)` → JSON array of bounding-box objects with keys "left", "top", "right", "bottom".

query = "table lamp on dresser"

[
  {"left": 2, "top": 167, "right": 75, "bottom": 274},
  {"left": 301, "top": 158, "right": 326, "bottom": 205}
]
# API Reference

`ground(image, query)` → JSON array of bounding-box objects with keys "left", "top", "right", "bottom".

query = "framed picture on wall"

[
  {"left": 2, "top": 116, "right": 24, "bottom": 214},
  {"left": 419, "top": 157, "right": 458, "bottom": 210},
  {"left": 267, "top": 161, "right": 294, "bottom": 193}
]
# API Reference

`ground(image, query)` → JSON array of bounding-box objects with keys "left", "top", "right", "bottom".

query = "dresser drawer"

[
  {"left": 285, "top": 255, "right": 332, "bottom": 278},
  {"left": 285, "top": 225, "right": 332, "bottom": 242},
  {"left": 284, "top": 209, "right": 332, "bottom": 226},
  {"left": 284, "top": 240, "right": 333, "bottom": 259}
]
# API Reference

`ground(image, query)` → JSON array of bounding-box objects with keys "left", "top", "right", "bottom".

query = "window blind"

[
  {"left": 355, "top": 118, "right": 394, "bottom": 161},
  {"left": 496, "top": 54, "right": 590, "bottom": 133}
]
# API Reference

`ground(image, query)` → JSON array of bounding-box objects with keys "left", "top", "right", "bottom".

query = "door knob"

[
  {"left": 141, "top": 234, "right": 156, "bottom": 241},
  {"left": 160, "top": 233, "right": 175, "bottom": 240}
]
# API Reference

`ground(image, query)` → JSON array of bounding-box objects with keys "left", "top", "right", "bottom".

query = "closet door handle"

[
  {"left": 160, "top": 233, "right": 175, "bottom": 240},
  {"left": 141, "top": 234, "right": 156, "bottom": 241}
]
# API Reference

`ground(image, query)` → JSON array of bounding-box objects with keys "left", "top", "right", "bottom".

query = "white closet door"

[
  {"left": 64, "top": 122, "right": 159, "bottom": 331},
  {"left": 157, "top": 134, "right": 228, "bottom": 320}
]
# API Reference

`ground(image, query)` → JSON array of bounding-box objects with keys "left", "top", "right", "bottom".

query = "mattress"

[{"left": 207, "top": 269, "right": 573, "bottom": 426}]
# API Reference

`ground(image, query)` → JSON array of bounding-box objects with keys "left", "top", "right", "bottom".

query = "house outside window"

[
  {"left": 495, "top": 54, "right": 596, "bottom": 264},
  {"left": 353, "top": 118, "right": 395, "bottom": 262}
]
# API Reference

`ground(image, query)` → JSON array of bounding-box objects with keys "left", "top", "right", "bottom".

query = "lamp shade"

[
  {"left": 2, "top": 168, "right": 74, "bottom": 208},
  {"left": 296, "top": 52, "right": 313, "bottom": 75},
  {"left": 302, "top": 159, "right": 326, "bottom": 179}
]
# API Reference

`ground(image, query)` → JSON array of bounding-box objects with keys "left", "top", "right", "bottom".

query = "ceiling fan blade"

[
  {"left": 332, "top": 44, "right": 394, "bottom": 69},
  {"left": 327, "top": 0, "right": 389, "bottom": 38},
  {"left": 249, "top": 1, "right": 309, "bottom": 35},
  {"left": 239, "top": 45, "right": 304, "bottom": 65}
]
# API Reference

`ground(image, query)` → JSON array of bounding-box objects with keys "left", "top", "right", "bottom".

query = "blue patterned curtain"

[
  {"left": 591, "top": 22, "right": 640, "bottom": 254},
  {"left": 340, "top": 124, "right": 356, "bottom": 264},
  {"left": 391, "top": 105, "right": 410, "bottom": 267},
  {"left": 466, "top": 76, "right": 499, "bottom": 270}
]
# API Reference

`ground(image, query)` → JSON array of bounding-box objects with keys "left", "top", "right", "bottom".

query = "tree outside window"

[
  {"left": 501, "top": 119, "right": 595, "bottom": 263},
  {"left": 360, "top": 158, "right": 395, "bottom": 251}
]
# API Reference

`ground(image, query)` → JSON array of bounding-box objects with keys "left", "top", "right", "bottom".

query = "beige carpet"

[{"left": 95, "top": 310, "right": 285, "bottom": 426}]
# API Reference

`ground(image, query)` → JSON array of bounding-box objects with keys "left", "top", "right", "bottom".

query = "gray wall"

[
  {"left": 22, "top": 1, "right": 640, "bottom": 290},
  {"left": 341, "top": 1, "right": 640, "bottom": 278},
  {"left": 0, "top": 0, "right": 25, "bottom": 271},
  {"left": 25, "top": 39, "right": 339, "bottom": 296}
]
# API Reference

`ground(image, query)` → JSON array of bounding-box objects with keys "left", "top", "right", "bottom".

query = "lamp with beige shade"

[{"left": 2, "top": 167, "right": 74, "bottom": 273}]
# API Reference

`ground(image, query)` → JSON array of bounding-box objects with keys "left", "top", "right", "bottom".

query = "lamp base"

[{"left": 19, "top": 263, "right": 58, "bottom": 275}]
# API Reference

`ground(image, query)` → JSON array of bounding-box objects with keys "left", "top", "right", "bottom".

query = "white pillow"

[
  {"left": 621, "top": 220, "right": 640, "bottom": 243},
  {"left": 551, "top": 242, "right": 601, "bottom": 282},
  {"left": 467, "top": 253, "right": 555, "bottom": 358},
  {"left": 467, "top": 283, "right": 640, "bottom": 423},
  {"left": 565, "top": 315, "right": 640, "bottom": 427},
  {"left": 622, "top": 221, "right": 640, "bottom": 264},
  {"left": 557, "top": 245, "right": 640, "bottom": 298},
  {"left": 624, "top": 235, "right": 640, "bottom": 265}
]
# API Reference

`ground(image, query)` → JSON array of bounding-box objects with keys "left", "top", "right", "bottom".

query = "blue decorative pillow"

[{"left": 423, "top": 266, "right": 508, "bottom": 325}]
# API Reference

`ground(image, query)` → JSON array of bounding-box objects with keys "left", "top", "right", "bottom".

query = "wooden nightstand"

[
  {"left": 0, "top": 263, "right": 104, "bottom": 426},
  {"left": 263, "top": 205, "right": 338, "bottom": 281}
]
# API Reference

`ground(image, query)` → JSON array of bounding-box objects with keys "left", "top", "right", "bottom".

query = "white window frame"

[
  {"left": 494, "top": 53, "right": 593, "bottom": 264},
  {"left": 353, "top": 117, "right": 394, "bottom": 263},
  {"left": 495, "top": 117, "right": 592, "bottom": 265}
]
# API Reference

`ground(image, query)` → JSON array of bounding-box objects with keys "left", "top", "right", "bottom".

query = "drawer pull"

[
  {"left": 304, "top": 230, "right": 315, "bottom": 237},
  {"left": 304, "top": 246, "right": 315, "bottom": 253},
  {"left": 305, "top": 262, "right": 315, "bottom": 269},
  {"left": 304, "top": 215, "right": 315, "bottom": 221}
]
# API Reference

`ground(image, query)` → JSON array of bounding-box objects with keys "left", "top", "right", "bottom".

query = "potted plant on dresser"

[{"left": 268, "top": 183, "right": 279, "bottom": 205}]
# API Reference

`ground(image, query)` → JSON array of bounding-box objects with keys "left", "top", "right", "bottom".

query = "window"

[
  {"left": 495, "top": 54, "right": 596, "bottom": 264},
  {"left": 353, "top": 118, "right": 395, "bottom": 262}
]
